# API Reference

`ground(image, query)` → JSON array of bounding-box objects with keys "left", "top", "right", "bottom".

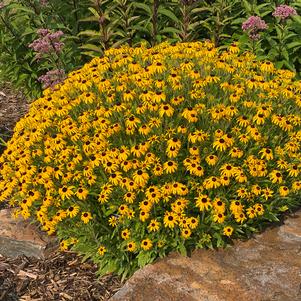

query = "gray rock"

[{"left": 0, "top": 209, "right": 57, "bottom": 258}]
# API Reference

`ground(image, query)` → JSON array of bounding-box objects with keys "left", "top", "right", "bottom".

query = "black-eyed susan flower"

[
  {"left": 76, "top": 186, "right": 89, "bottom": 200},
  {"left": 287, "top": 164, "right": 299, "bottom": 177},
  {"left": 259, "top": 148, "right": 273, "bottom": 160},
  {"left": 163, "top": 211, "right": 177, "bottom": 228},
  {"left": 261, "top": 188, "right": 274, "bottom": 200},
  {"left": 66, "top": 205, "right": 80, "bottom": 218},
  {"left": 203, "top": 176, "right": 221, "bottom": 189},
  {"left": 59, "top": 186, "right": 74, "bottom": 200},
  {"left": 139, "top": 210, "right": 149, "bottom": 222},
  {"left": 246, "top": 207, "right": 257, "bottom": 219},
  {"left": 279, "top": 186, "right": 289, "bottom": 197},
  {"left": 81, "top": 212, "right": 92, "bottom": 224},
  {"left": 123, "top": 191, "right": 136, "bottom": 203},
  {"left": 269, "top": 170, "right": 283, "bottom": 184},
  {"left": 98, "top": 245, "right": 107, "bottom": 256},
  {"left": 60, "top": 240, "right": 69, "bottom": 251},
  {"left": 127, "top": 241, "right": 136, "bottom": 252},
  {"left": 141, "top": 238, "right": 152, "bottom": 251},
  {"left": 159, "top": 104, "right": 174, "bottom": 117},
  {"left": 147, "top": 219, "right": 160, "bottom": 232},
  {"left": 181, "top": 228, "right": 192, "bottom": 239},
  {"left": 223, "top": 226, "right": 234, "bottom": 237},
  {"left": 212, "top": 198, "right": 225, "bottom": 213},
  {"left": 254, "top": 204, "right": 264, "bottom": 216},
  {"left": 187, "top": 217, "right": 198, "bottom": 229},
  {"left": 292, "top": 181, "right": 301, "bottom": 192},
  {"left": 121, "top": 229, "right": 131, "bottom": 240},
  {"left": 54, "top": 210, "right": 67, "bottom": 222},
  {"left": 163, "top": 160, "right": 178, "bottom": 174},
  {"left": 230, "top": 200, "right": 243, "bottom": 215},
  {"left": 205, "top": 154, "right": 218, "bottom": 166},
  {"left": 133, "top": 169, "right": 149, "bottom": 186},
  {"left": 234, "top": 212, "right": 247, "bottom": 224},
  {"left": 195, "top": 194, "right": 212, "bottom": 211},
  {"left": 220, "top": 163, "right": 235, "bottom": 177},
  {"left": 213, "top": 137, "right": 227, "bottom": 151},
  {"left": 108, "top": 216, "right": 118, "bottom": 227},
  {"left": 251, "top": 185, "right": 261, "bottom": 196},
  {"left": 118, "top": 204, "right": 129, "bottom": 215},
  {"left": 213, "top": 212, "right": 226, "bottom": 224}
]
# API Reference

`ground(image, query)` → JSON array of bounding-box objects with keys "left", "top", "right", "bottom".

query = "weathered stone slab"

[
  {"left": 111, "top": 211, "right": 301, "bottom": 301},
  {"left": 0, "top": 209, "right": 57, "bottom": 258}
]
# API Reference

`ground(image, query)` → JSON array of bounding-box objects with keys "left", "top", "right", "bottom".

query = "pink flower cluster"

[
  {"left": 38, "top": 69, "right": 66, "bottom": 89},
  {"left": 29, "top": 29, "right": 64, "bottom": 59},
  {"left": 273, "top": 5, "right": 297, "bottom": 20},
  {"left": 242, "top": 16, "right": 268, "bottom": 40}
]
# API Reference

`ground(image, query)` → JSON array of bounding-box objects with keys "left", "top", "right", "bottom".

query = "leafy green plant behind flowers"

[
  {"left": 0, "top": 41, "right": 300, "bottom": 279},
  {"left": 0, "top": 0, "right": 89, "bottom": 98},
  {"left": 2, "top": 0, "right": 301, "bottom": 98},
  {"left": 239, "top": 0, "right": 301, "bottom": 75}
]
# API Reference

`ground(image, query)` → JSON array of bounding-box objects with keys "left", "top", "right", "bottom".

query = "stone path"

[{"left": 111, "top": 210, "right": 301, "bottom": 301}]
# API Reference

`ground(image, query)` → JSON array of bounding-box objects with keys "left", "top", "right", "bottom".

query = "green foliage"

[{"left": 1, "top": 1, "right": 301, "bottom": 94}]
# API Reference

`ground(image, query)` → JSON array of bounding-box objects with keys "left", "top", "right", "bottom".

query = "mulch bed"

[
  {"left": 0, "top": 251, "right": 122, "bottom": 301},
  {"left": 0, "top": 83, "right": 29, "bottom": 153}
]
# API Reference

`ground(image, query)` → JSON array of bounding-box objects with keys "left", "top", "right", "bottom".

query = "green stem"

[
  {"left": 152, "top": 0, "right": 159, "bottom": 46},
  {"left": 72, "top": 0, "right": 80, "bottom": 35},
  {"left": 0, "top": 137, "right": 7, "bottom": 146}
]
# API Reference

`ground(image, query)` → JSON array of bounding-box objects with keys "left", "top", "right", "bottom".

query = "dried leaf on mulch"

[{"left": 0, "top": 251, "right": 122, "bottom": 301}]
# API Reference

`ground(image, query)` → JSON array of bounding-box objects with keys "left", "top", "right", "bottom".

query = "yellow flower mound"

[{"left": 0, "top": 41, "right": 301, "bottom": 276}]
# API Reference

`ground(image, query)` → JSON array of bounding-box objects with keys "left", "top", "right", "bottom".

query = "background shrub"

[
  {"left": 1, "top": 0, "right": 301, "bottom": 98},
  {"left": 0, "top": 41, "right": 300, "bottom": 278}
]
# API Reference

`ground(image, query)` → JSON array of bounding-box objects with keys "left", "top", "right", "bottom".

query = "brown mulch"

[
  {"left": 0, "top": 251, "right": 122, "bottom": 301},
  {"left": 0, "top": 82, "right": 29, "bottom": 126},
  {"left": 0, "top": 83, "right": 29, "bottom": 148}
]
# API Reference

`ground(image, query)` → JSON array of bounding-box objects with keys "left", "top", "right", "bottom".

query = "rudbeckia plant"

[{"left": 0, "top": 41, "right": 300, "bottom": 278}]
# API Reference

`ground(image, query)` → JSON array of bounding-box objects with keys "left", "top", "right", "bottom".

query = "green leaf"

[
  {"left": 78, "top": 30, "right": 100, "bottom": 37},
  {"left": 292, "top": 15, "right": 301, "bottom": 25},
  {"left": 282, "top": 49, "right": 289, "bottom": 62},
  {"left": 137, "top": 252, "right": 151, "bottom": 268},
  {"left": 7, "top": 3, "right": 34, "bottom": 14},
  {"left": 133, "top": 3, "right": 152, "bottom": 15},
  {"left": 79, "top": 16, "right": 100, "bottom": 22},
  {"left": 264, "top": 212, "right": 280, "bottom": 222},
  {"left": 241, "top": 0, "right": 252, "bottom": 13},
  {"left": 158, "top": 7, "right": 179, "bottom": 23},
  {"left": 283, "top": 60, "right": 295, "bottom": 71},
  {"left": 287, "top": 41, "right": 301, "bottom": 49},
  {"left": 88, "top": 7, "right": 101, "bottom": 18},
  {"left": 191, "top": 7, "right": 212, "bottom": 14},
  {"left": 160, "top": 27, "right": 181, "bottom": 35},
  {"left": 79, "top": 44, "right": 102, "bottom": 52},
  {"left": 178, "top": 243, "right": 187, "bottom": 256}
]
